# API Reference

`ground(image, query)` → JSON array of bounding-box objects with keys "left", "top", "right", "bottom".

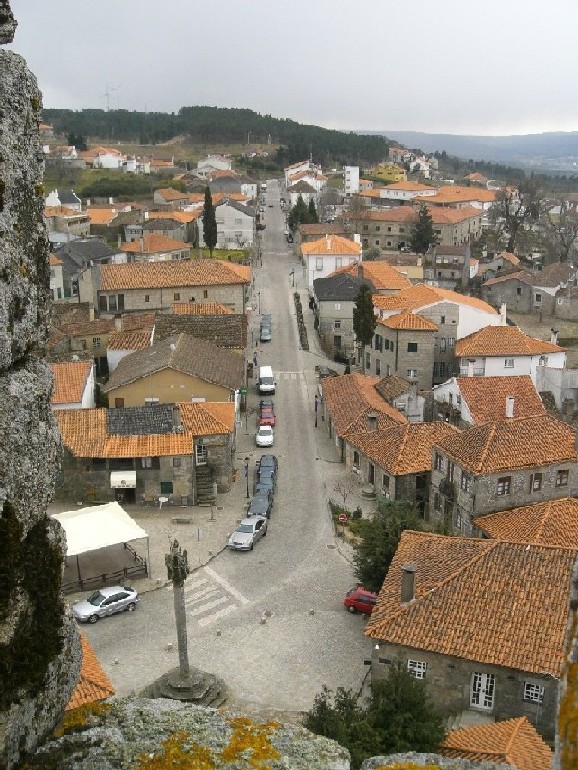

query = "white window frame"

[
  {"left": 407, "top": 660, "right": 427, "bottom": 679},
  {"left": 504, "top": 358, "right": 514, "bottom": 368},
  {"left": 524, "top": 682, "right": 544, "bottom": 704}
]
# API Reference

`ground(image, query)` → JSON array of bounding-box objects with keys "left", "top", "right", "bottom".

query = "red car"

[
  {"left": 344, "top": 586, "right": 377, "bottom": 615},
  {"left": 258, "top": 406, "right": 276, "bottom": 427}
]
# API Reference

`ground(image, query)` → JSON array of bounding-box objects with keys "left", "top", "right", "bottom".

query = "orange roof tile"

[
  {"left": 103, "top": 434, "right": 193, "bottom": 457},
  {"left": 440, "top": 717, "right": 553, "bottom": 770},
  {"left": 86, "top": 208, "right": 118, "bottom": 225},
  {"left": 436, "top": 414, "right": 577, "bottom": 474},
  {"left": 66, "top": 633, "right": 115, "bottom": 711},
  {"left": 331, "top": 261, "right": 411, "bottom": 291},
  {"left": 99, "top": 260, "right": 250, "bottom": 291},
  {"left": 50, "top": 361, "right": 92, "bottom": 405},
  {"left": 49, "top": 253, "right": 62, "bottom": 266},
  {"left": 372, "top": 283, "right": 498, "bottom": 315},
  {"left": 147, "top": 209, "right": 200, "bottom": 223},
  {"left": 44, "top": 206, "right": 84, "bottom": 218},
  {"left": 456, "top": 375, "right": 545, "bottom": 424},
  {"left": 415, "top": 185, "right": 496, "bottom": 205},
  {"left": 179, "top": 401, "right": 236, "bottom": 435},
  {"left": 120, "top": 233, "right": 189, "bottom": 253},
  {"left": 346, "top": 422, "right": 459, "bottom": 475},
  {"left": 171, "top": 301, "right": 233, "bottom": 315},
  {"left": 381, "top": 310, "right": 438, "bottom": 331},
  {"left": 385, "top": 181, "right": 437, "bottom": 192},
  {"left": 321, "top": 374, "right": 407, "bottom": 436},
  {"left": 301, "top": 235, "right": 362, "bottom": 256},
  {"left": 499, "top": 250, "right": 521, "bottom": 266},
  {"left": 155, "top": 187, "right": 189, "bottom": 201},
  {"left": 55, "top": 409, "right": 108, "bottom": 456},
  {"left": 107, "top": 330, "right": 152, "bottom": 351},
  {"left": 455, "top": 325, "right": 565, "bottom": 357},
  {"left": 366, "top": 530, "right": 577, "bottom": 677},
  {"left": 475, "top": 497, "right": 578, "bottom": 548}
]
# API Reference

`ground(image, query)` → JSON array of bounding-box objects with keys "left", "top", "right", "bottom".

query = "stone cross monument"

[{"left": 165, "top": 538, "right": 190, "bottom": 680}]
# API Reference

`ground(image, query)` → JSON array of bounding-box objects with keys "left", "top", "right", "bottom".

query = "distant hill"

[{"left": 366, "top": 129, "right": 578, "bottom": 172}]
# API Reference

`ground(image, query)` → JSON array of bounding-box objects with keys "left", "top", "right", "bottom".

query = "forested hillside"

[{"left": 42, "top": 105, "right": 389, "bottom": 166}]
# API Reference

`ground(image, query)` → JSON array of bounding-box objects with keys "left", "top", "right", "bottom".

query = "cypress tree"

[
  {"left": 352, "top": 283, "right": 377, "bottom": 370},
  {"left": 202, "top": 186, "right": 217, "bottom": 256},
  {"left": 410, "top": 203, "right": 436, "bottom": 254}
]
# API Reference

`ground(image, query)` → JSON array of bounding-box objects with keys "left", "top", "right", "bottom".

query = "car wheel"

[
  {"left": 348, "top": 605, "right": 356, "bottom": 614},
  {"left": 250, "top": 542, "right": 254, "bottom": 551},
  {"left": 89, "top": 614, "right": 99, "bottom": 624},
  {"left": 126, "top": 603, "right": 136, "bottom": 612},
  {"left": 262, "top": 529, "right": 267, "bottom": 536}
]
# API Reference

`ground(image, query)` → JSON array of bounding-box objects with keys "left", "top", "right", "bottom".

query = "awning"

[
  {"left": 110, "top": 471, "right": 137, "bottom": 489},
  {"left": 52, "top": 502, "right": 148, "bottom": 557}
]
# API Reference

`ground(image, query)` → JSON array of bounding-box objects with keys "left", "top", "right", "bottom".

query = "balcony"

[{"left": 459, "top": 367, "right": 485, "bottom": 377}]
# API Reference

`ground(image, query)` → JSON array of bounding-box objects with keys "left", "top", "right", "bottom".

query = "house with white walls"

[
  {"left": 301, "top": 234, "right": 362, "bottom": 290},
  {"left": 50, "top": 361, "right": 95, "bottom": 410},
  {"left": 197, "top": 199, "right": 255, "bottom": 249}
]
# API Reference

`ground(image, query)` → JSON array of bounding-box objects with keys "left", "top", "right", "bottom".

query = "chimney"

[
  {"left": 114, "top": 314, "right": 123, "bottom": 332},
  {"left": 551, "top": 328, "right": 559, "bottom": 345},
  {"left": 500, "top": 302, "right": 507, "bottom": 326},
  {"left": 117, "top": 234, "right": 121, "bottom": 247},
  {"left": 357, "top": 262, "right": 364, "bottom": 280},
  {"left": 88, "top": 304, "right": 95, "bottom": 322},
  {"left": 401, "top": 564, "right": 416, "bottom": 604},
  {"left": 326, "top": 234, "right": 330, "bottom": 251},
  {"left": 144, "top": 210, "right": 149, "bottom": 221},
  {"left": 467, "top": 359, "right": 475, "bottom": 377},
  {"left": 366, "top": 412, "right": 378, "bottom": 432},
  {"left": 140, "top": 237, "right": 145, "bottom": 252},
  {"left": 86, "top": 197, "right": 91, "bottom": 206},
  {"left": 108, "top": 196, "right": 113, "bottom": 205},
  {"left": 172, "top": 405, "right": 182, "bottom": 430},
  {"left": 505, "top": 396, "right": 515, "bottom": 418}
]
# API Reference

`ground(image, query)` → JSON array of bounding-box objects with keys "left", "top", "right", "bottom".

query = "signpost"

[{"left": 338, "top": 512, "right": 348, "bottom": 537}]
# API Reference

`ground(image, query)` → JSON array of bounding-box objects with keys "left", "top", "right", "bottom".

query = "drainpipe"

[{"left": 395, "top": 329, "right": 399, "bottom": 373}]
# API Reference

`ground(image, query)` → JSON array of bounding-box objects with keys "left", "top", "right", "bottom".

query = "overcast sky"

[{"left": 6, "top": 0, "right": 578, "bottom": 137}]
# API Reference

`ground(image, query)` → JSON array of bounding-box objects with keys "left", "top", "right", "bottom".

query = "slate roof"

[
  {"left": 475, "top": 497, "right": 578, "bottom": 548},
  {"left": 365, "top": 530, "right": 577, "bottom": 677},
  {"left": 372, "top": 283, "right": 498, "bottom": 315},
  {"left": 456, "top": 375, "right": 545, "bottom": 424},
  {"left": 483, "top": 262, "right": 575, "bottom": 288},
  {"left": 154, "top": 313, "right": 247, "bottom": 349},
  {"left": 440, "top": 717, "right": 553, "bottom": 770},
  {"left": 107, "top": 405, "right": 175, "bottom": 435},
  {"left": 313, "top": 273, "right": 373, "bottom": 302},
  {"left": 102, "top": 333, "right": 244, "bottom": 393},
  {"left": 50, "top": 361, "right": 92, "bottom": 405},
  {"left": 287, "top": 180, "right": 317, "bottom": 193},
  {"left": 330, "top": 261, "right": 411, "bottom": 291},
  {"left": 435, "top": 414, "right": 577, "bottom": 474},
  {"left": 55, "top": 238, "right": 117, "bottom": 267},
  {"left": 142, "top": 217, "right": 184, "bottom": 231},
  {"left": 374, "top": 375, "right": 414, "bottom": 402},
  {"left": 215, "top": 198, "right": 255, "bottom": 218},
  {"left": 321, "top": 374, "right": 407, "bottom": 436},
  {"left": 455, "top": 325, "right": 564, "bottom": 357},
  {"left": 346, "top": 422, "right": 460, "bottom": 476},
  {"left": 98, "top": 260, "right": 250, "bottom": 290},
  {"left": 66, "top": 633, "right": 115, "bottom": 711}
]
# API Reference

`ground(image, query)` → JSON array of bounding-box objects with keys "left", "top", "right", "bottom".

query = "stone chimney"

[
  {"left": 401, "top": 564, "right": 416, "bottom": 604},
  {"left": 88, "top": 304, "right": 95, "bottom": 322},
  {"left": 172, "top": 405, "right": 182, "bottom": 430},
  {"left": 500, "top": 302, "right": 507, "bottom": 326},
  {"left": 551, "top": 328, "right": 559, "bottom": 345},
  {"left": 357, "top": 262, "right": 364, "bottom": 280},
  {"left": 467, "top": 359, "right": 475, "bottom": 377},
  {"left": 505, "top": 396, "right": 515, "bottom": 418},
  {"left": 114, "top": 314, "right": 123, "bottom": 332},
  {"left": 366, "top": 412, "right": 378, "bottom": 432}
]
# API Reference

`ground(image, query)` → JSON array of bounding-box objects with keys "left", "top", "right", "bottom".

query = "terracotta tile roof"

[
  {"left": 107, "top": 330, "right": 152, "bottom": 351},
  {"left": 50, "top": 361, "right": 92, "bottom": 405},
  {"left": 475, "top": 497, "right": 578, "bottom": 548},
  {"left": 330, "top": 261, "right": 411, "bottom": 291},
  {"left": 99, "top": 259, "right": 250, "bottom": 291},
  {"left": 221, "top": 262, "right": 251, "bottom": 282},
  {"left": 455, "top": 325, "right": 565, "bottom": 357},
  {"left": 435, "top": 414, "right": 577, "bottom": 473},
  {"left": 66, "top": 633, "right": 115, "bottom": 711},
  {"left": 50, "top": 253, "right": 62, "bottom": 266},
  {"left": 374, "top": 375, "right": 413, "bottom": 402},
  {"left": 372, "top": 283, "right": 498, "bottom": 315},
  {"left": 346, "top": 422, "right": 460, "bottom": 475},
  {"left": 171, "top": 301, "right": 233, "bottom": 315},
  {"left": 44, "top": 205, "right": 84, "bottom": 218},
  {"left": 465, "top": 172, "right": 489, "bottom": 183},
  {"left": 56, "top": 408, "right": 108, "bottom": 456},
  {"left": 499, "top": 250, "right": 521, "bottom": 266},
  {"left": 385, "top": 181, "right": 437, "bottom": 191},
  {"left": 381, "top": 310, "right": 438, "bottom": 331},
  {"left": 179, "top": 401, "right": 236, "bottom": 435},
  {"left": 103, "top": 433, "right": 194, "bottom": 457},
  {"left": 440, "top": 717, "right": 553, "bottom": 770},
  {"left": 119, "top": 233, "right": 189, "bottom": 253},
  {"left": 415, "top": 185, "right": 496, "bottom": 204},
  {"left": 360, "top": 205, "right": 481, "bottom": 226},
  {"left": 365, "top": 530, "right": 577, "bottom": 677},
  {"left": 301, "top": 235, "right": 362, "bottom": 256},
  {"left": 147, "top": 209, "right": 200, "bottom": 223},
  {"left": 155, "top": 187, "right": 189, "bottom": 201},
  {"left": 483, "top": 269, "right": 535, "bottom": 288},
  {"left": 57, "top": 318, "right": 114, "bottom": 337},
  {"left": 297, "top": 223, "right": 348, "bottom": 236},
  {"left": 321, "top": 374, "right": 407, "bottom": 436},
  {"left": 456, "top": 375, "right": 545, "bottom": 424},
  {"left": 85, "top": 208, "right": 118, "bottom": 225}
]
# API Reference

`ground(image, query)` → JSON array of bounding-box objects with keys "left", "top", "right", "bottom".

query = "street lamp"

[{"left": 244, "top": 456, "right": 250, "bottom": 498}]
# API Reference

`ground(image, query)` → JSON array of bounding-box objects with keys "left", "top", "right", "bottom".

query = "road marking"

[
  {"left": 204, "top": 565, "right": 250, "bottom": 605},
  {"left": 188, "top": 596, "right": 229, "bottom": 616},
  {"left": 198, "top": 604, "right": 238, "bottom": 627},
  {"left": 185, "top": 587, "right": 220, "bottom": 605}
]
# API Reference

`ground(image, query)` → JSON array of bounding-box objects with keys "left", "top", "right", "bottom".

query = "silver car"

[
  {"left": 227, "top": 516, "right": 268, "bottom": 551},
  {"left": 72, "top": 585, "right": 139, "bottom": 623}
]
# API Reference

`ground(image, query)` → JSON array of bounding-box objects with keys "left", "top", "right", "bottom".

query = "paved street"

[{"left": 77, "top": 180, "right": 373, "bottom": 716}]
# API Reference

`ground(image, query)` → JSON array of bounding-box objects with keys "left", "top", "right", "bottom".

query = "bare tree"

[
  {"left": 333, "top": 477, "right": 357, "bottom": 508},
  {"left": 488, "top": 179, "right": 543, "bottom": 253},
  {"left": 540, "top": 198, "right": 578, "bottom": 263},
  {"left": 340, "top": 193, "right": 368, "bottom": 237}
]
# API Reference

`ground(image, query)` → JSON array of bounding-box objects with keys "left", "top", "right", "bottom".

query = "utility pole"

[{"left": 165, "top": 539, "right": 190, "bottom": 680}]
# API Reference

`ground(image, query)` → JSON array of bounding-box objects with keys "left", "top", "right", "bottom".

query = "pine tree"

[
  {"left": 352, "top": 283, "right": 377, "bottom": 371},
  {"left": 202, "top": 186, "right": 217, "bottom": 256},
  {"left": 410, "top": 203, "right": 436, "bottom": 254},
  {"left": 307, "top": 198, "right": 319, "bottom": 223}
]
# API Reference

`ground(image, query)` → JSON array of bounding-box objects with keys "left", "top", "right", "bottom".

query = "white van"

[{"left": 258, "top": 365, "right": 275, "bottom": 394}]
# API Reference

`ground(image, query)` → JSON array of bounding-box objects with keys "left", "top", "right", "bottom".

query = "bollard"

[
  {"left": 216, "top": 629, "right": 222, "bottom": 637},
  {"left": 166, "top": 642, "right": 173, "bottom": 652},
  {"left": 260, "top": 616, "right": 267, "bottom": 625}
]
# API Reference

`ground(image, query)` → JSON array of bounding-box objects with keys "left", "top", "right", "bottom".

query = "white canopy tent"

[{"left": 52, "top": 502, "right": 150, "bottom": 583}]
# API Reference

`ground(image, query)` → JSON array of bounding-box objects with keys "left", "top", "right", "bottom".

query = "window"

[
  {"left": 516, "top": 287, "right": 522, "bottom": 296},
  {"left": 556, "top": 469, "right": 569, "bottom": 487},
  {"left": 407, "top": 660, "right": 427, "bottom": 679},
  {"left": 530, "top": 472, "right": 542, "bottom": 492},
  {"left": 334, "top": 303, "right": 341, "bottom": 310},
  {"left": 535, "top": 293, "right": 542, "bottom": 303},
  {"left": 144, "top": 294, "right": 150, "bottom": 303},
  {"left": 316, "top": 257, "right": 324, "bottom": 270},
  {"left": 173, "top": 457, "right": 181, "bottom": 468},
  {"left": 382, "top": 472, "right": 390, "bottom": 488},
  {"left": 362, "top": 224, "right": 368, "bottom": 231},
  {"left": 375, "top": 226, "right": 380, "bottom": 232},
  {"left": 440, "top": 315, "right": 446, "bottom": 324},
  {"left": 434, "top": 492, "right": 441, "bottom": 510},
  {"left": 387, "top": 226, "right": 392, "bottom": 232},
  {"left": 174, "top": 293, "right": 180, "bottom": 301},
  {"left": 407, "top": 342, "right": 418, "bottom": 353},
  {"left": 375, "top": 359, "right": 381, "bottom": 375},
  {"left": 365, "top": 352, "right": 371, "bottom": 369},
  {"left": 439, "top": 362, "right": 446, "bottom": 377},
  {"left": 374, "top": 334, "right": 383, "bottom": 352},
  {"left": 334, "top": 320, "right": 341, "bottom": 330},
  {"left": 92, "top": 337, "right": 101, "bottom": 348},
  {"left": 496, "top": 476, "right": 511, "bottom": 495},
  {"left": 504, "top": 358, "right": 514, "bottom": 368},
  {"left": 115, "top": 398, "right": 125, "bottom": 408},
  {"left": 141, "top": 457, "right": 152, "bottom": 468},
  {"left": 448, "top": 336, "right": 455, "bottom": 349},
  {"left": 434, "top": 452, "right": 443, "bottom": 471},
  {"left": 353, "top": 450, "right": 360, "bottom": 466},
  {"left": 524, "top": 682, "right": 544, "bottom": 704},
  {"left": 203, "top": 290, "right": 208, "bottom": 298},
  {"left": 144, "top": 397, "right": 159, "bottom": 404},
  {"left": 407, "top": 368, "right": 416, "bottom": 379},
  {"left": 461, "top": 472, "right": 471, "bottom": 491},
  {"left": 440, "top": 338, "right": 447, "bottom": 352},
  {"left": 334, "top": 335, "right": 342, "bottom": 349},
  {"left": 448, "top": 461, "right": 454, "bottom": 482},
  {"left": 160, "top": 481, "right": 173, "bottom": 495},
  {"left": 375, "top": 239, "right": 380, "bottom": 245},
  {"left": 399, "top": 227, "right": 405, "bottom": 233}
]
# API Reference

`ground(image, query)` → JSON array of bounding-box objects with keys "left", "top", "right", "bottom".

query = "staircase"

[{"left": 195, "top": 465, "right": 216, "bottom": 505}]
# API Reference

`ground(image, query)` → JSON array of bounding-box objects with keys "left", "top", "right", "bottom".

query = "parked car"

[
  {"left": 260, "top": 325, "right": 272, "bottom": 342},
  {"left": 256, "top": 425, "right": 274, "bottom": 447},
  {"left": 227, "top": 516, "right": 268, "bottom": 551},
  {"left": 256, "top": 223, "right": 266, "bottom": 231},
  {"left": 343, "top": 586, "right": 377, "bottom": 615},
  {"left": 261, "top": 314, "right": 272, "bottom": 325},
  {"left": 253, "top": 465, "right": 276, "bottom": 493},
  {"left": 246, "top": 491, "right": 273, "bottom": 519},
  {"left": 256, "top": 453, "right": 278, "bottom": 474},
  {"left": 259, "top": 397, "right": 274, "bottom": 410},
  {"left": 318, "top": 366, "right": 338, "bottom": 380},
  {"left": 72, "top": 585, "right": 139, "bottom": 624},
  {"left": 258, "top": 405, "right": 276, "bottom": 426}
]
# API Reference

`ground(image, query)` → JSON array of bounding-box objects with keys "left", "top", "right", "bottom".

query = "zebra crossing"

[
  {"left": 175, "top": 565, "right": 249, "bottom": 628},
  {"left": 274, "top": 371, "right": 302, "bottom": 381}
]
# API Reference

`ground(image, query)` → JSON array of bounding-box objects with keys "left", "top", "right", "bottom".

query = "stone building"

[
  {"left": 474, "top": 497, "right": 578, "bottom": 546},
  {"left": 429, "top": 414, "right": 578, "bottom": 534},
  {"left": 366, "top": 530, "right": 577, "bottom": 743},
  {"left": 312, "top": 271, "right": 371, "bottom": 362},
  {"left": 369, "top": 311, "right": 437, "bottom": 390},
  {"left": 481, "top": 262, "right": 576, "bottom": 315}
]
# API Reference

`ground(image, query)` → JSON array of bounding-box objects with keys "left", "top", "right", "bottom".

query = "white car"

[
  {"left": 256, "top": 425, "right": 274, "bottom": 447},
  {"left": 72, "top": 585, "right": 138, "bottom": 624},
  {"left": 227, "top": 516, "right": 268, "bottom": 551}
]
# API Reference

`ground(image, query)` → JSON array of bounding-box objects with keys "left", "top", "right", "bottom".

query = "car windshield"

[
  {"left": 87, "top": 591, "right": 106, "bottom": 606},
  {"left": 237, "top": 524, "right": 254, "bottom": 533},
  {"left": 258, "top": 427, "right": 272, "bottom": 435}
]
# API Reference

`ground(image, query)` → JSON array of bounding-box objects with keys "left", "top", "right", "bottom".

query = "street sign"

[
  {"left": 338, "top": 513, "right": 348, "bottom": 524},
  {"left": 240, "top": 388, "right": 248, "bottom": 395}
]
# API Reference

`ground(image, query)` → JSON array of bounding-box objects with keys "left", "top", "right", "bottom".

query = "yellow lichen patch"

[
  {"left": 53, "top": 701, "right": 111, "bottom": 738},
  {"left": 135, "top": 732, "right": 215, "bottom": 770},
  {"left": 559, "top": 610, "right": 578, "bottom": 770},
  {"left": 221, "top": 716, "right": 281, "bottom": 768},
  {"left": 373, "top": 764, "right": 442, "bottom": 770}
]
